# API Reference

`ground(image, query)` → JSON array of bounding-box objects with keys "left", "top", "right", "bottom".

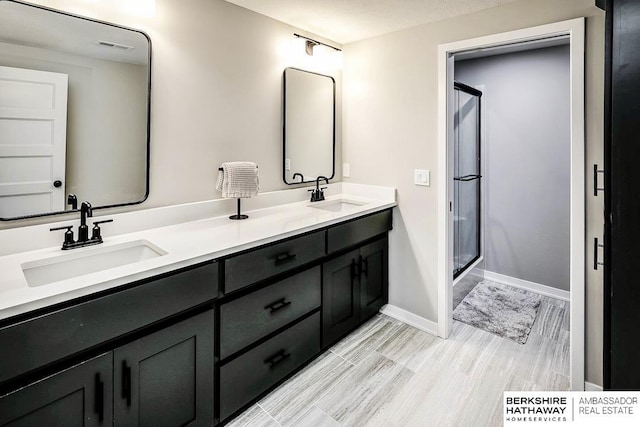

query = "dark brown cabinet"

[
  {"left": 0, "top": 209, "right": 392, "bottom": 426},
  {"left": 225, "top": 230, "right": 325, "bottom": 293},
  {"left": 113, "top": 310, "right": 214, "bottom": 427},
  {"left": 218, "top": 211, "right": 392, "bottom": 423},
  {"left": 359, "top": 237, "right": 389, "bottom": 320},
  {"left": 219, "top": 267, "right": 321, "bottom": 359},
  {"left": 603, "top": 0, "right": 640, "bottom": 389},
  {"left": 219, "top": 312, "right": 320, "bottom": 420},
  {"left": 0, "top": 261, "right": 218, "bottom": 384},
  {"left": 322, "top": 249, "right": 362, "bottom": 347},
  {"left": 0, "top": 353, "right": 113, "bottom": 427},
  {"left": 217, "top": 266, "right": 323, "bottom": 422},
  {"left": 0, "top": 310, "right": 214, "bottom": 427},
  {"left": 322, "top": 236, "right": 389, "bottom": 347}
]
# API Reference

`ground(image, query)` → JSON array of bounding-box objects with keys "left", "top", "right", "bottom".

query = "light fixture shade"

[
  {"left": 289, "top": 34, "right": 343, "bottom": 71},
  {"left": 305, "top": 40, "right": 316, "bottom": 56}
]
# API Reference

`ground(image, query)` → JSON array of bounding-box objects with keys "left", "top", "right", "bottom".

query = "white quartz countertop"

[{"left": 0, "top": 185, "right": 396, "bottom": 321}]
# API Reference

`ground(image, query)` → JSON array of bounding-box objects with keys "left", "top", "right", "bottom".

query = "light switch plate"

[
  {"left": 343, "top": 163, "right": 350, "bottom": 178},
  {"left": 414, "top": 169, "right": 430, "bottom": 186}
]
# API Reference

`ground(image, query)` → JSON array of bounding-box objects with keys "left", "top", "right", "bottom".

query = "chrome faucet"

[
  {"left": 309, "top": 176, "right": 329, "bottom": 202},
  {"left": 50, "top": 200, "right": 113, "bottom": 250}
]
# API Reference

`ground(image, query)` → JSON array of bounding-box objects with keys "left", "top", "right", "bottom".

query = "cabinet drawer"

[
  {"left": 219, "top": 312, "right": 320, "bottom": 421},
  {"left": 0, "top": 262, "right": 218, "bottom": 384},
  {"left": 225, "top": 231, "right": 325, "bottom": 293},
  {"left": 220, "top": 267, "right": 321, "bottom": 359},
  {"left": 327, "top": 210, "right": 392, "bottom": 253}
]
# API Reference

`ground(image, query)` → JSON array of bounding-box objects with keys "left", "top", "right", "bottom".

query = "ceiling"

[
  {"left": 0, "top": 1, "right": 148, "bottom": 65},
  {"left": 225, "top": 0, "right": 523, "bottom": 45}
]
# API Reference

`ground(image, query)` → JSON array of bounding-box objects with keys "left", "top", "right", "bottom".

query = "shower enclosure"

[{"left": 453, "top": 82, "right": 482, "bottom": 278}]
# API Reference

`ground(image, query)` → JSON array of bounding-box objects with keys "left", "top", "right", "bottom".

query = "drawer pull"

[
  {"left": 122, "top": 360, "right": 132, "bottom": 407},
  {"left": 264, "top": 298, "right": 292, "bottom": 313},
  {"left": 360, "top": 255, "right": 368, "bottom": 277},
  {"left": 351, "top": 259, "right": 361, "bottom": 281},
  {"left": 264, "top": 349, "right": 291, "bottom": 368},
  {"left": 94, "top": 372, "right": 104, "bottom": 422},
  {"left": 274, "top": 252, "right": 297, "bottom": 266}
]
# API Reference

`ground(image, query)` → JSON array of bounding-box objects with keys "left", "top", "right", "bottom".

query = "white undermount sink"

[
  {"left": 309, "top": 199, "right": 366, "bottom": 212},
  {"left": 22, "top": 240, "right": 167, "bottom": 288}
]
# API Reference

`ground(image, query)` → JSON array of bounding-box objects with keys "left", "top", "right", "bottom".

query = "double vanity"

[
  {"left": 0, "top": 2, "right": 395, "bottom": 425},
  {"left": 0, "top": 184, "right": 396, "bottom": 426}
]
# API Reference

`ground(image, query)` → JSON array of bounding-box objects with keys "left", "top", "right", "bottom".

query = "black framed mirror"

[
  {"left": 283, "top": 67, "right": 335, "bottom": 185},
  {"left": 0, "top": 0, "right": 151, "bottom": 220}
]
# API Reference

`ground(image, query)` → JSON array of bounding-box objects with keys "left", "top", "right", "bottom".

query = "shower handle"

[{"left": 453, "top": 174, "right": 482, "bottom": 182}]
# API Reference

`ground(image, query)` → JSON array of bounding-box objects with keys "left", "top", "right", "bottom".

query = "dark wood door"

[
  {"left": 322, "top": 249, "right": 361, "bottom": 347},
  {"left": 0, "top": 353, "right": 113, "bottom": 427},
  {"left": 113, "top": 309, "right": 214, "bottom": 426},
  {"left": 604, "top": 0, "right": 640, "bottom": 390},
  {"left": 360, "top": 237, "right": 388, "bottom": 320}
]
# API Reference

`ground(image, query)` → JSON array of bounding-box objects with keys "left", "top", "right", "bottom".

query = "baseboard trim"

[
  {"left": 584, "top": 382, "right": 603, "bottom": 392},
  {"left": 482, "top": 270, "right": 570, "bottom": 302},
  {"left": 380, "top": 304, "right": 438, "bottom": 336}
]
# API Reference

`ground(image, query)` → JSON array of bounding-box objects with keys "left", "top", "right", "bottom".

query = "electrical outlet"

[
  {"left": 343, "top": 163, "right": 350, "bottom": 177},
  {"left": 414, "top": 169, "right": 430, "bottom": 186},
  {"left": 285, "top": 158, "right": 291, "bottom": 171}
]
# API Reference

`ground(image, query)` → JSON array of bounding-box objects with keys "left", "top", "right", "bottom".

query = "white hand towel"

[{"left": 216, "top": 161, "right": 259, "bottom": 198}]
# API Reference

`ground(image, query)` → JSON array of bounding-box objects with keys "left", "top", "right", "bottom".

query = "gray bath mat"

[{"left": 453, "top": 280, "right": 542, "bottom": 344}]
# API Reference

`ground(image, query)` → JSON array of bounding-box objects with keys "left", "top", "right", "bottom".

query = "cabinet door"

[
  {"left": 360, "top": 237, "right": 389, "bottom": 320},
  {"left": 605, "top": 0, "right": 640, "bottom": 390},
  {"left": 0, "top": 353, "right": 112, "bottom": 427},
  {"left": 113, "top": 310, "right": 214, "bottom": 427},
  {"left": 322, "top": 249, "right": 361, "bottom": 347}
]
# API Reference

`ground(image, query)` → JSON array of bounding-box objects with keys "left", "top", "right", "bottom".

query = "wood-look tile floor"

[{"left": 227, "top": 295, "right": 570, "bottom": 427}]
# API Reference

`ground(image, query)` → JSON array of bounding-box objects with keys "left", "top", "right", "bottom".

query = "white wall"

[
  {"left": 343, "top": 0, "right": 604, "bottom": 385},
  {"left": 1, "top": 0, "right": 342, "bottom": 228},
  {"left": 455, "top": 45, "right": 571, "bottom": 291}
]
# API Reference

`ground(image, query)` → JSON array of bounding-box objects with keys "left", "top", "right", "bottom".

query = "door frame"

[{"left": 436, "top": 18, "right": 585, "bottom": 390}]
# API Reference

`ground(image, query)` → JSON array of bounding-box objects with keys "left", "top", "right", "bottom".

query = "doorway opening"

[{"left": 437, "top": 18, "right": 585, "bottom": 390}]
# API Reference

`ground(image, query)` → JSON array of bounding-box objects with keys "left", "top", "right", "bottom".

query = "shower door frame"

[
  {"left": 437, "top": 18, "right": 585, "bottom": 391},
  {"left": 452, "top": 81, "right": 482, "bottom": 279}
]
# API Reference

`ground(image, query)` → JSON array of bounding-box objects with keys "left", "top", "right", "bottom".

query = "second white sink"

[
  {"left": 22, "top": 240, "right": 167, "bottom": 288},
  {"left": 309, "top": 199, "right": 366, "bottom": 212}
]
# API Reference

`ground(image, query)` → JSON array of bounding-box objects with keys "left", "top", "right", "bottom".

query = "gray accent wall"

[{"left": 455, "top": 45, "right": 571, "bottom": 291}]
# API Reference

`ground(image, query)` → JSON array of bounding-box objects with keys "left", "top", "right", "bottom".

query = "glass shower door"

[{"left": 453, "top": 82, "right": 482, "bottom": 278}]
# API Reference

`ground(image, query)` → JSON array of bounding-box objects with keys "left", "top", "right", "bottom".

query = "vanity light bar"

[{"left": 293, "top": 33, "right": 342, "bottom": 52}]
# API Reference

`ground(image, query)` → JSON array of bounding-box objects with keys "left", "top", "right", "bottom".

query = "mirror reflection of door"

[
  {"left": 0, "top": 65, "right": 68, "bottom": 218},
  {"left": 0, "top": 0, "right": 151, "bottom": 220}
]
